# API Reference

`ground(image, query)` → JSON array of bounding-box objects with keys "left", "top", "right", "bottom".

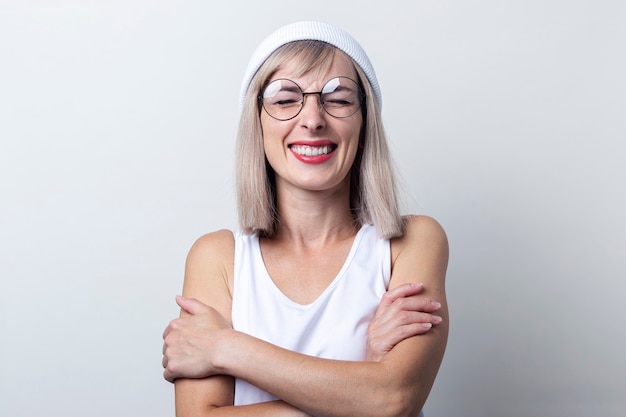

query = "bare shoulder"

[
  {"left": 187, "top": 228, "right": 235, "bottom": 264},
  {"left": 404, "top": 216, "right": 447, "bottom": 241},
  {"left": 389, "top": 215, "right": 449, "bottom": 289},
  {"left": 182, "top": 229, "right": 235, "bottom": 322},
  {"left": 391, "top": 215, "right": 448, "bottom": 259}
]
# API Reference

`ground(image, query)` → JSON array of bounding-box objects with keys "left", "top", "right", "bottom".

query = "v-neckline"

[{"left": 253, "top": 224, "right": 370, "bottom": 308}]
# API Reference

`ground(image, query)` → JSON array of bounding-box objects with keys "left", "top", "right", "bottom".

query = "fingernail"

[
  {"left": 432, "top": 315, "right": 443, "bottom": 324},
  {"left": 431, "top": 301, "right": 441, "bottom": 309},
  {"left": 422, "top": 323, "right": 433, "bottom": 330}
]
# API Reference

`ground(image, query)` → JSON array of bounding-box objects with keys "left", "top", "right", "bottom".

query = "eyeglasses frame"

[{"left": 258, "top": 76, "right": 366, "bottom": 121}]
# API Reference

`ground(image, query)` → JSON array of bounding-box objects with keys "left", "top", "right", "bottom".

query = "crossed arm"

[{"left": 162, "top": 216, "right": 449, "bottom": 417}]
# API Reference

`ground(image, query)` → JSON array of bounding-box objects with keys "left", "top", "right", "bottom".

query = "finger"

[
  {"left": 395, "top": 322, "right": 435, "bottom": 338},
  {"left": 386, "top": 283, "right": 424, "bottom": 302},
  {"left": 385, "top": 286, "right": 442, "bottom": 312},
  {"left": 162, "top": 321, "right": 173, "bottom": 340},
  {"left": 376, "top": 283, "right": 424, "bottom": 315},
  {"left": 176, "top": 295, "right": 212, "bottom": 315},
  {"left": 394, "top": 297, "right": 442, "bottom": 313},
  {"left": 373, "top": 310, "right": 442, "bottom": 335},
  {"left": 398, "top": 311, "right": 442, "bottom": 326},
  {"left": 373, "top": 312, "right": 441, "bottom": 342},
  {"left": 374, "top": 296, "right": 441, "bottom": 328},
  {"left": 164, "top": 368, "right": 174, "bottom": 383},
  {"left": 383, "top": 284, "right": 442, "bottom": 313},
  {"left": 369, "top": 310, "right": 443, "bottom": 349},
  {"left": 368, "top": 322, "right": 435, "bottom": 355}
]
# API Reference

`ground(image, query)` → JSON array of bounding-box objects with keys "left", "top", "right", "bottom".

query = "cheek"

[
  {"left": 260, "top": 120, "right": 278, "bottom": 152},
  {"left": 347, "top": 120, "right": 363, "bottom": 149},
  {"left": 261, "top": 124, "right": 286, "bottom": 169},
  {"left": 260, "top": 114, "right": 288, "bottom": 143},
  {"left": 262, "top": 127, "right": 284, "bottom": 155}
]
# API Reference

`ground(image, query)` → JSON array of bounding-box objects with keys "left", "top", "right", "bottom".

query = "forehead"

[{"left": 272, "top": 50, "right": 358, "bottom": 87}]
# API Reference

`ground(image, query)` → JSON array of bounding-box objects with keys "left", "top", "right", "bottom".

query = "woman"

[{"left": 162, "top": 21, "right": 449, "bottom": 417}]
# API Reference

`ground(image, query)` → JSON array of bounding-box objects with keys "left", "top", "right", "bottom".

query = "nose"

[{"left": 299, "top": 93, "right": 326, "bottom": 129}]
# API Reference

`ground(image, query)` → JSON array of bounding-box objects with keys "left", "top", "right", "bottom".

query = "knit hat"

[{"left": 239, "top": 21, "right": 381, "bottom": 111}]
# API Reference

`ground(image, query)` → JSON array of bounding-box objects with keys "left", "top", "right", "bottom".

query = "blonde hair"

[{"left": 235, "top": 40, "right": 404, "bottom": 238}]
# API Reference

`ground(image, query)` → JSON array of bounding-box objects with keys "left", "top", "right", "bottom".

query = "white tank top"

[
  {"left": 231, "top": 224, "right": 425, "bottom": 416},
  {"left": 232, "top": 224, "right": 390, "bottom": 403}
]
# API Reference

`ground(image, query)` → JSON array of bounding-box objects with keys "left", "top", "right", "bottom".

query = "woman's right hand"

[
  {"left": 162, "top": 295, "right": 232, "bottom": 382},
  {"left": 365, "top": 283, "right": 442, "bottom": 362}
]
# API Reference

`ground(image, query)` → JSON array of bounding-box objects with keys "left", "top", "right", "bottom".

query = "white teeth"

[{"left": 291, "top": 145, "right": 333, "bottom": 156}]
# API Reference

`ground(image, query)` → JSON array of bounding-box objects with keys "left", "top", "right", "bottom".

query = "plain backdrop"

[{"left": 1, "top": 1, "right": 625, "bottom": 416}]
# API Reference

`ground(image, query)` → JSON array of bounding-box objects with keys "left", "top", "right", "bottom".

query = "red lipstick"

[{"left": 289, "top": 141, "right": 337, "bottom": 164}]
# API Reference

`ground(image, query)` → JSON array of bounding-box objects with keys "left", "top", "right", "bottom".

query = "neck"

[{"left": 272, "top": 178, "right": 358, "bottom": 247}]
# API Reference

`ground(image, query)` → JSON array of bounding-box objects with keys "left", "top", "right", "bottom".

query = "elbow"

[
  {"left": 391, "top": 393, "right": 423, "bottom": 417},
  {"left": 368, "top": 388, "right": 424, "bottom": 417}
]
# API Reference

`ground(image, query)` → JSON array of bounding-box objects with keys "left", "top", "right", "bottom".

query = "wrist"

[{"left": 212, "top": 328, "right": 242, "bottom": 374}]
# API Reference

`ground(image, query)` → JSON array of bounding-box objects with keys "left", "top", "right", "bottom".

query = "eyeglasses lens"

[{"left": 261, "top": 77, "right": 362, "bottom": 120}]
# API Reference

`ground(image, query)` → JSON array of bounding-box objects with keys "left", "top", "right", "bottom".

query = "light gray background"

[{"left": 1, "top": 1, "right": 624, "bottom": 416}]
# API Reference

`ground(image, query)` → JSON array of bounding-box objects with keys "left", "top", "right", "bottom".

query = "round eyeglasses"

[{"left": 259, "top": 76, "right": 365, "bottom": 121}]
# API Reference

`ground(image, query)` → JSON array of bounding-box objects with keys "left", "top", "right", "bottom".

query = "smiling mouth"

[{"left": 289, "top": 144, "right": 337, "bottom": 157}]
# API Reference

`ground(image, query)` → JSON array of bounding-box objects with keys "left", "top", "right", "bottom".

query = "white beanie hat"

[{"left": 239, "top": 21, "right": 382, "bottom": 111}]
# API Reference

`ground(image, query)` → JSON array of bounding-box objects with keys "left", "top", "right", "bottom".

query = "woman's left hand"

[
  {"left": 366, "top": 283, "right": 442, "bottom": 362},
  {"left": 162, "top": 296, "right": 232, "bottom": 382}
]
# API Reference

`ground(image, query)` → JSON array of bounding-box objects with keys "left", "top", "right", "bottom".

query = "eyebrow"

[{"left": 279, "top": 85, "right": 301, "bottom": 93}]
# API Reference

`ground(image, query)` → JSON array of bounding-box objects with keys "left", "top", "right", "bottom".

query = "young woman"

[{"left": 162, "top": 21, "right": 449, "bottom": 417}]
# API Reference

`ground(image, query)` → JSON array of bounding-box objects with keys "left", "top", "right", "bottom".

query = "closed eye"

[
  {"left": 323, "top": 98, "right": 355, "bottom": 108},
  {"left": 273, "top": 99, "right": 301, "bottom": 106}
]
